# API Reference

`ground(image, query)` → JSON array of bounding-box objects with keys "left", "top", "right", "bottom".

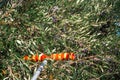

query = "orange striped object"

[
  {"left": 23, "top": 55, "right": 30, "bottom": 60},
  {"left": 50, "top": 53, "right": 70, "bottom": 60},
  {"left": 69, "top": 53, "right": 75, "bottom": 60},
  {"left": 23, "top": 53, "right": 48, "bottom": 62},
  {"left": 23, "top": 53, "right": 75, "bottom": 62}
]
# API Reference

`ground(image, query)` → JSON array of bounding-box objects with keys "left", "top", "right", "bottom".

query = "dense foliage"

[{"left": 0, "top": 0, "right": 120, "bottom": 80}]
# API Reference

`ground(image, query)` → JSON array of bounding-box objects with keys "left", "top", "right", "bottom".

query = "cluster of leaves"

[{"left": 0, "top": 0, "right": 120, "bottom": 80}]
